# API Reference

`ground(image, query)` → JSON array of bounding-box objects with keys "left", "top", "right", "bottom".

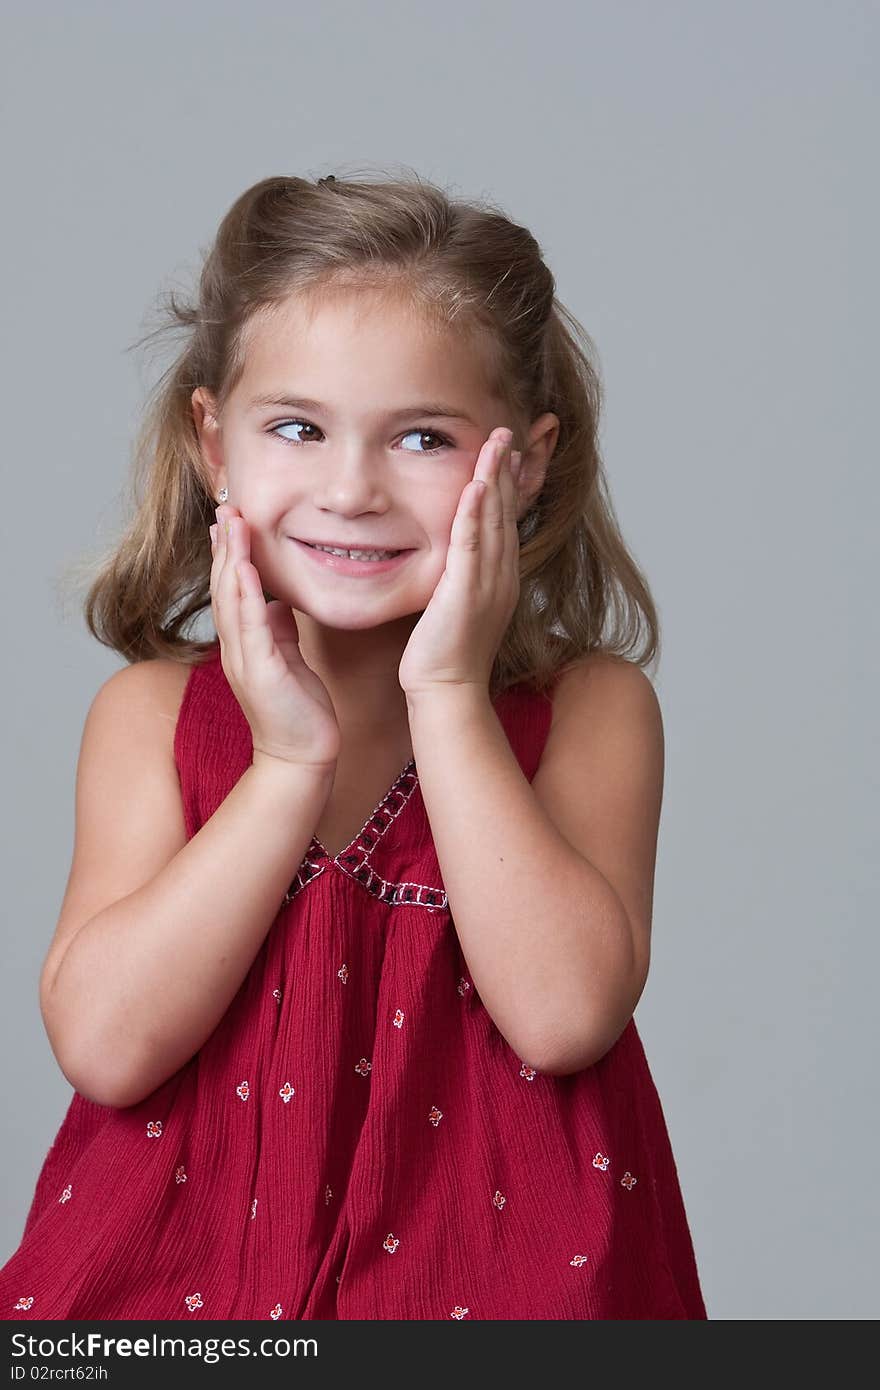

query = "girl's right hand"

[{"left": 210, "top": 505, "right": 341, "bottom": 771}]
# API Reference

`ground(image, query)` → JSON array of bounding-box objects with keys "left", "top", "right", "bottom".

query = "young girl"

[{"left": 1, "top": 172, "right": 706, "bottom": 1321}]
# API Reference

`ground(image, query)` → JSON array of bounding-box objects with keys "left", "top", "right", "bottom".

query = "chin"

[{"left": 294, "top": 593, "right": 428, "bottom": 629}]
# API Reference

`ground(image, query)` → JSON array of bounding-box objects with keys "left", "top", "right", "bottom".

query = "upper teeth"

[{"left": 311, "top": 544, "right": 399, "bottom": 560}]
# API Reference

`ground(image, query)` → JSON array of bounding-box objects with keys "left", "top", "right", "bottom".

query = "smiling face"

[{"left": 192, "top": 284, "right": 554, "bottom": 713}]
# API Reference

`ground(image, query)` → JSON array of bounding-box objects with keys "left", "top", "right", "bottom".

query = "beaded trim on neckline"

[
  {"left": 313, "top": 759, "right": 419, "bottom": 865},
  {"left": 282, "top": 761, "right": 448, "bottom": 913}
]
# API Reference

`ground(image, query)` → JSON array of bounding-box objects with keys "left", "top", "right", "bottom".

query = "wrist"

[
  {"left": 405, "top": 682, "right": 492, "bottom": 723},
  {"left": 249, "top": 750, "right": 336, "bottom": 787}
]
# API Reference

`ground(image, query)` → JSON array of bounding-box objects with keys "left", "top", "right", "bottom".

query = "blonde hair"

[{"left": 66, "top": 166, "right": 660, "bottom": 697}]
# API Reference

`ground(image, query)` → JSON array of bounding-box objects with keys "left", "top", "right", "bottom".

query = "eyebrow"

[{"left": 247, "top": 392, "right": 476, "bottom": 424}]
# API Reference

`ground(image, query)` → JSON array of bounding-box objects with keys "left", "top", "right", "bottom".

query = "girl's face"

[{"left": 194, "top": 289, "right": 541, "bottom": 633}]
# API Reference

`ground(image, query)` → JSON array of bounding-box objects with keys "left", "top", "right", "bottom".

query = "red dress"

[{"left": 1, "top": 643, "right": 706, "bottom": 1320}]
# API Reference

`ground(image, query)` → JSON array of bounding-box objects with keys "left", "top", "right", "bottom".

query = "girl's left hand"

[{"left": 398, "top": 427, "right": 522, "bottom": 697}]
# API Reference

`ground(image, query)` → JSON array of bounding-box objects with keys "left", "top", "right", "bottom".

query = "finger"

[
  {"left": 209, "top": 521, "right": 226, "bottom": 643},
  {"left": 235, "top": 556, "right": 279, "bottom": 669},
  {"left": 500, "top": 446, "right": 522, "bottom": 572},
  {"left": 447, "top": 476, "right": 486, "bottom": 586},
  {"left": 478, "top": 432, "right": 510, "bottom": 580},
  {"left": 212, "top": 512, "right": 239, "bottom": 666},
  {"left": 482, "top": 433, "right": 521, "bottom": 608},
  {"left": 504, "top": 460, "right": 523, "bottom": 615},
  {"left": 215, "top": 511, "right": 243, "bottom": 669}
]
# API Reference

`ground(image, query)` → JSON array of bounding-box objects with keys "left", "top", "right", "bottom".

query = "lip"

[
  {"left": 290, "top": 537, "right": 415, "bottom": 577},
  {"left": 297, "top": 538, "right": 407, "bottom": 551}
]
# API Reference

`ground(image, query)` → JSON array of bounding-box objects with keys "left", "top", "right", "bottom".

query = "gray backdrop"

[{"left": 1, "top": 0, "right": 876, "bottom": 1320}]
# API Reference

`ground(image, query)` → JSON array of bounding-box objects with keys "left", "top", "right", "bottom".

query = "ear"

[
  {"left": 516, "top": 412, "right": 560, "bottom": 514},
  {"left": 191, "top": 388, "right": 227, "bottom": 499}
]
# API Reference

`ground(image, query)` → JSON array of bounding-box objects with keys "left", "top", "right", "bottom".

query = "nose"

[{"left": 314, "top": 449, "right": 393, "bottom": 509}]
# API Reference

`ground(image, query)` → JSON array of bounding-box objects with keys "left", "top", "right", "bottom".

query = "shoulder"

[
  {"left": 90, "top": 656, "right": 198, "bottom": 755},
  {"left": 97, "top": 654, "right": 196, "bottom": 710},
  {"left": 547, "top": 652, "right": 662, "bottom": 738},
  {"left": 537, "top": 652, "right": 663, "bottom": 800}
]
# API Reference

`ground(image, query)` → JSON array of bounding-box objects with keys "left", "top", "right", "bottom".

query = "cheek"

[
  {"left": 429, "top": 482, "right": 468, "bottom": 535},
  {"left": 233, "top": 485, "right": 290, "bottom": 532}
]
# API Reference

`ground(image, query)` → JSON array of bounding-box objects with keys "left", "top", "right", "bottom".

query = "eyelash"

[{"left": 268, "top": 419, "right": 454, "bottom": 456}]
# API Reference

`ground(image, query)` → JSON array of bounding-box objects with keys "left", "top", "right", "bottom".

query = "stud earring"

[{"left": 218, "top": 486, "right": 228, "bottom": 503}]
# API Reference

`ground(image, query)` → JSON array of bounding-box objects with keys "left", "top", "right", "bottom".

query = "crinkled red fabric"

[{"left": 1, "top": 644, "right": 706, "bottom": 1320}]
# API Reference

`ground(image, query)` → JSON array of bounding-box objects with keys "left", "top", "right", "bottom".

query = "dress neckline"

[{"left": 310, "top": 757, "right": 420, "bottom": 866}]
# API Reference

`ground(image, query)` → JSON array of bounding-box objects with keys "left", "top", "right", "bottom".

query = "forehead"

[{"left": 238, "top": 288, "right": 498, "bottom": 402}]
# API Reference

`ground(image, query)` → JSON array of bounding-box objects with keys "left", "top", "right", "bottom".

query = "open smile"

[{"left": 290, "top": 538, "right": 415, "bottom": 576}]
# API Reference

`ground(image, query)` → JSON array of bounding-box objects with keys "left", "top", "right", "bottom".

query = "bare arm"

[
  {"left": 40, "top": 662, "right": 335, "bottom": 1110},
  {"left": 405, "top": 659, "right": 661, "bottom": 1076}
]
